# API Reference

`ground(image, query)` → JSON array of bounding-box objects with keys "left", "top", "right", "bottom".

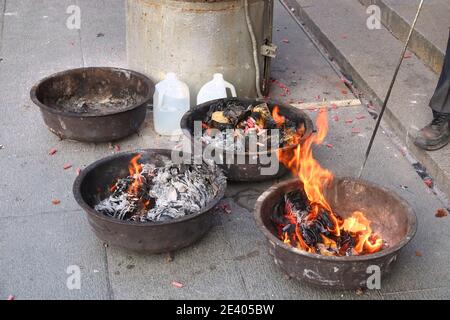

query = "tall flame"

[
  {"left": 275, "top": 108, "right": 383, "bottom": 255},
  {"left": 272, "top": 106, "right": 286, "bottom": 128},
  {"left": 128, "top": 154, "right": 143, "bottom": 195}
]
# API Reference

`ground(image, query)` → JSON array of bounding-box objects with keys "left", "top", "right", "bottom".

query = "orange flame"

[
  {"left": 128, "top": 154, "right": 143, "bottom": 195},
  {"left": 278, "top": 109, "right": 340, "bottom": 235},
  {"left": 277, "top": 108, "right": 383, "bottom": 255},
  {"left": 342, "top": 211, "right": 383, "bottom": 254},
  {"left": 272, "top": 106, "right": 286, "bottom": 128}
]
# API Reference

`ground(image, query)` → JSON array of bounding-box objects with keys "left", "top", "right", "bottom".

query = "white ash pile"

[{"left": 95, "top": 156, "right": 226, "bottom": 222}]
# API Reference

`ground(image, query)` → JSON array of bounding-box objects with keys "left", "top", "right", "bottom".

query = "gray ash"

[
  {"left": 95, "top": 157, "right": 226, "bottom": 223},
  {"left": 55, "top": 90, "right": 139, "bottom": 114}
]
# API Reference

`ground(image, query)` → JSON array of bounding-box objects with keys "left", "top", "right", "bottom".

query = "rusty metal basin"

[
  {"left": 31, "top": 67, "right": 154, "bottom": 142},
  {"left": 254, "top": 178, "right": 417, "bottom": 289},
  {"left": 180, "top": 98, "right": 314, "bottom": 182},
  {"left": 73, "top": 149, "right": 226, "bottom": 253}
]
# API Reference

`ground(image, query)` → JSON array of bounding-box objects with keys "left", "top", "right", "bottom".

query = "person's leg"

[
  {"left": 430, "top": 29, "right": 450, "bottom": 114},
  {"left": 414, "top": 29, "right": 450, "bottom": 151}
]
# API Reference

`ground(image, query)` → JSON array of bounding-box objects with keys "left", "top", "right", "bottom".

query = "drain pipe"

[{"left": 244, "top": 0, "right": 263, "bottom": 98}]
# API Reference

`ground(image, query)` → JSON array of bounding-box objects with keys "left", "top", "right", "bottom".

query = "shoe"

[{"left": 414, "top": 112, "right": 450, "bottom": 151}]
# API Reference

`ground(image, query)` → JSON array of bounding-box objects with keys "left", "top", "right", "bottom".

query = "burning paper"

[
  {"left": 200, "top": 100, "right": 305, "bottom": 152},
  {"left": 95, "top": 155, "right": 226, "bottom": 222},
  {"left": 273, "top": 109, "right": 385, "bottom": 256}
]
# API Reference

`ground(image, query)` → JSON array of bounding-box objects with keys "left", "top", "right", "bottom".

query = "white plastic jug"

[
  {"left": 197, "top": 73, "right": 237, "bottom": 105},
  {"left": 153, "top": 72, "right": 190, "bottom": 136}
]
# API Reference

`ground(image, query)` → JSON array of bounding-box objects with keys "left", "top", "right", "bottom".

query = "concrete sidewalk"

[
  {"left": 0, "top": 0, "right": 449, "bottom": 300},
  {"left": 285, "top": 0, "right": 450, "bottom": 197},
  {"left": 359, "top": 0, "right": 448, "bottom": 75}
]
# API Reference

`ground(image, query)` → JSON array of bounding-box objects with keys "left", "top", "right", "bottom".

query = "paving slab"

[
  {"left": 107, "top": 223, "right": 250, "bottom": 300},
  {"left": 0, "top": 210, "right": 110, "bottom": 300},
  {"left": 382, "top": 287, "right": 450, "bottom": 300},
  {"left": 359, "top": 0, "right": 448, "bottom": 74},
  {"left": 270, "top": 1, "right": 350, "bottom": 104},
  {"left": 77, "top": 0, "right": 127, "bottom": 68}
]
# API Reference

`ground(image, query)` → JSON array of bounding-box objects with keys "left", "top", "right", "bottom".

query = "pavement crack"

[
  {"left": 0, "top": 209, "right": 82, "bottom": 220},
  {"left": 78, "top": 29, "right": 85, "bottom": 67},
  {"left": 103, "top": 247, "right": 115, "bottom": 300},
  {"left": 0, "top": 0, "right": 7, "bottom": 57},
  {"left": 75, "top": 0, "right": 85, "bottom": 67}
]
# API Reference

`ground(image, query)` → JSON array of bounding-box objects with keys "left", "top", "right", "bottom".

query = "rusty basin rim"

[
  {"left": 30, "top": 67, "right": 153, "bottom": 118},
  {"left": 254, "top": 177, "right": 418, "bottom": 262},
  {"left": 73, "top": 148, "right": 227, "bottom": 227},
  {"left": 180, "top": 97, "right": 315, "bottom": 158}
]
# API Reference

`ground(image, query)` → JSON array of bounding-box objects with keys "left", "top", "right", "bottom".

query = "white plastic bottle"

[
  {"left": 197, "top": 73, "right": 237, "bottom": 105},
  {"left": 153, "top": 73, "right": 190, "bottom": 136}
]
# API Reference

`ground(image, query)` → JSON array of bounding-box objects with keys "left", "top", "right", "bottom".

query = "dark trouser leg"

[{"left": 430, "top": 29, "right": 450, "bottom": 114}]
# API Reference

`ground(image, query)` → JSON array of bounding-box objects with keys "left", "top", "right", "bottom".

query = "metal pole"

[{"left": 358, "top": 0, "right": 425, "bottom": 178}]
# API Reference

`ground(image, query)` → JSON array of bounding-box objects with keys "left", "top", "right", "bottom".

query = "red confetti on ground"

[
  {"left": 51, "top": 199, "right": 61, "bottom": 205},
  {"left": 171, "top": 281, "right": 184, "bottom": 289},
  {"left": 63, "top": 164, "right": 73, "bottom": 170},
  {"left": 400, "top": 147, "right": 407, "bottom": 156},
  {"left": 340, "top": 77, "right": 351, "bottom": 85},
  {"left": 282, "top": 38, "right": 290, "bottom": 44},
  {"left": 7, "top": 295, "right": 15, "bottom": 301},
  {"left": 345, "top": 119, "right": 353, "bottom": 124},
  {"left": 219, "top": 203, "right": 232, "bottom": 214},
  {"left": 49, "top": 148, "right": 57, "bottom": 156},
  {"left": 424, "top": 178, "right": 433, "bottom": 188},
  {"left": 415, "top": 250, "right": 422, "bottom": 257},
  {"left": 332, "top": 115, "right": 339, "bottom": 122},
  {"left": 326, "top": 144, "right": 334, "bottom": 149},
  {"left": 341, "top": 35, "right": 348, "bottom": 39},
  {"left": 351, "top": 128, "right": 361, "bottom": 134},
  {"left": 330, "top": 104, "right": 337, "bottom": 110},
  {"left": 341, "top": 90, "right": 348, "bottom": 95},
  {"left": 404, "top": 52, "right": 412, "bottom": 59},
  {"left": 356, "top": 115, "right": 366, "bottom": 120},
  {"left": 114, "top": 145, "right": 121, "bottom": 152},
  {"left": 76, "top": 168, "right": 82, "bottom": 176},
  {"left": 435, "top": 208, "right": 448, "bottom": 218},
  {"left": 272, "top": 79, "right": 291, "bottom": 96}
]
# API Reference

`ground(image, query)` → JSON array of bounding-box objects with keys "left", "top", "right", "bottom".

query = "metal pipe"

[{"left": 244, "top": 0, "right": 263, "bottom": 98}]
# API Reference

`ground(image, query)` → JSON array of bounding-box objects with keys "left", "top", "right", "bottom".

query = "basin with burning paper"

[
  {"left": 255, "top": 178, "right": 417, "bottom": 289},
  {"left": 180, "top": 98, "right": 314, "bottom": 182},
  {"left": 254, "top": 110, "right": 417, "bottom": 289},
  {"left": 73, "top": 149, "right": 227, "bottom": 253}
]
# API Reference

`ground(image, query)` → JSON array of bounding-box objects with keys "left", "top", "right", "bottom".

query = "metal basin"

[
  {"left": 254, "top": 178, "right": 417, "bottom": 289},
  {"left": 73, "top": 149, "right": 226, "bottom": 253},
  {"left": 180, "top": 98, "right": 314, "bottom": 182},
  {"left": 31, "top": 67, "right": 153, "bottom": 142}
]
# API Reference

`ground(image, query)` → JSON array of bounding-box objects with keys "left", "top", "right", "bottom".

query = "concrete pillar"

[{"left": 126, "top": 0, "right": 272, "bottom": 106}]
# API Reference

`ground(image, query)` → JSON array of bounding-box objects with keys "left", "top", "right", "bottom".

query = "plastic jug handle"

[
  {"left": 157, "top": 87, "right": 165, "bottom": 109},
  {"left": 224, "top": 81, "right": 237, "bottom": 98}
]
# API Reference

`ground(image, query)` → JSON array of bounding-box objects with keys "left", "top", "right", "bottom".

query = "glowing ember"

[{"left": 275, "top": 109, "right": 384, "bottom": 256}]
